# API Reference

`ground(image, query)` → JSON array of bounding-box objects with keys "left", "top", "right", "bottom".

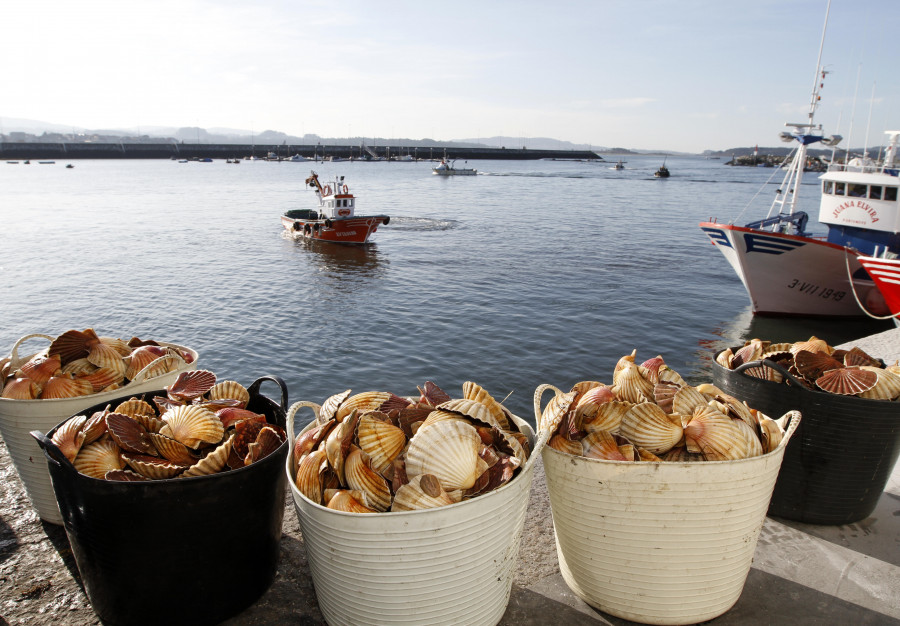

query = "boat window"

[
  {"left": 870, "top": 185, "right": 883, "bottom": 200},
  {"left": 886, "top": 187, "right": 898, "bottom": 202},
  {"left": 833, "top": 182, "right": 845, "bottom": 196},
  {"left": 847, "top": 183, "right": 867, "bottom": 197},
  {"left": 823, "top": 181, "right": 834, "bottom": 194}
]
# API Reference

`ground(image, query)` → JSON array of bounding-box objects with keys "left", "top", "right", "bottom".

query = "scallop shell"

[
  {"left": 133, "top": 412, "right": 165, "bottom": 434},
  {"left": 391, "top": 474, "right": 455, "bottom": 512},
  {"left": 82, "top": 411, "right": 109, "bottom": 444},
  {"left": 335, "top": 391, "right": 392, "bottom": 421},
  {"left": 61, "top": 358, "right": 97, "bottom": 377},
  {"left": 405, "top": 419, "right": 487, "bottom": 491},
  {"left": 246, "top": 426, "right": 283, "bottom": 464},
  {"left": 356, "top": 412, "right": 407, "bottom": 474},
  {"left": 160, "top": 404, "right": 224, "bottom": 449},
  {"left": 715, "top": 348, "right": 734, "bottom": 370},
  {"left": 1, "top": 377, "right": 40, "bottom": 399},
  {"left": 40, "top": 375, "right": 93, "bottom": 399},
  {"left": 581, "top": 430, "right": 629, "bottom": 461},
  {"left": 815, "top": 366, "right": 877, "bottom": 395},
  {"left": 461, "top": 381, "right": 510, "bottom": 430},
  {"left": 326, "top": 490, "right": 378, "bottom": 513},
  {"left": 538, "top": 390, "right": 576, "bottom": 435},
  {"left": 324, "top": 411, "right": 360, "bottom": 483},
  {"left": 74, "top": 438, "right": 125, "bottom": 478},
  {"left": 99, "top": 336, "right": 133, "bottom": 356},
  {"left": 48, "top": 329, "right": 93, "bottom": 365},
  {"left": 106, "top": 412, "right": 156, "bottom": 455},
  {"left": 657, "top": 365, "right": 687, "bottom": 387},
  {"left": 858, "top": 365, "right": 900, "bottom": 400},
  {"left": 742, "top": 364, "right": 784, "bottom": 384},
  {"left": 86, "top": 341, "right": 127, "bottom": 375},
  {"left": 344, "top": 447, "right": 393, "bottom": 511},
  {"left": 671, "top": 386, "right": 709, "bottom": 417},
  {"left": 105, "top": 469, "right": 150, "bottom": 481},
  {"left": 843, "top": 346, "right": 881, "bottom": 368},
  {"left": 80, "top": 366, "right": 126, "bottom": 393},
  {"left": 114, "top": 398, "right": 156, "bottom": 419},
  {"left": 216, "top": 407, "right": 267, "bottom": 429},
  {"left": 166, "top": 370, "right": 217, "bottom": 402},
  {"left": 437, "top": 398, "right": 503, "bottom": 430},
  {"left": 732, "top": 418, "right": 764, "bottom": 458},
  {"left": 790, "top": 336, "right": 831, "bottom": 356},
  {"left": 148, "top": 432, "right": 197, "bottom": 465},
  {"left": 758, "top": 415, "right": 784, "bottom": 454},
  {"left": 683, "top": 406, "right": 752, "bottom": 461},
  {"left": 548, "top": 434, "right": 583, "bottom": 456},
  {"left": 731, "top": 341, "right": 764, "bottom": 367},
  {"left": 653, "top": 381, "right": 680, "bottom": 414},
  {"left": 660, "top": 447, "right": 705, "bottom": 462},
  {"left": 569, "top": 380, "right": 602, "bottom": 404},
  {"left": 208, "top": 381, "right": 250, "bottom": 408},
  {"left": 319, "top": 389, "right": 352, "bottom": 423},
  {"left": 794, "top": 350, "right": 843, "bottom": 381},
  {"left": 18, "top": 353, "right": 61, "bottom": 386},
  {"left": 572, "top": 386, "right": 615, "bottom": 430},
  {"left": 637, "top": 448, "right": 663, "bottom": 462},
  {"left": 182, "top": 434, "right": 234, "bottom": 477},
  {"left": 638, "top": 355, "right": 666, "bottom": 383},
  {"left": 611, "top": 361, "right": 654, "bottom": 403},
  {"left": 618, "top": 402, "right": 683, "bottom": 455},
  {"left": 51, "top": 415, "right": 87, "bottom": 463},
  {"left": 124, "top": 345, "right": 168, "bottom": 380},
  {"left": 582, "top": 400, "right": 630, "bottom": 435},
  {"left": 612, "top": 350, "right": 637, "bottom": 382},
  {"left": 123, "top": 453, "right": 185, "bottom": 479},
  {"left": 295, "top": 449, "right": 329, "bottom": 504}
]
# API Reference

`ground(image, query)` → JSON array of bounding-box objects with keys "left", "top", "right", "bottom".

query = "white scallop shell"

[
  {"left": 344, "top": 446, "right": 393, "bottom": 512},
  {"left": 405, "top": 419, "right": 486, "bottom": 491},
  {"left": 74, "top": 439, "right": 125, "bottom": 478},
  {"left": 208, "top": 380, "right": 251, "bottom": 408},
  {"left": 461, "top": 381, "right": 510, "bottom": 430},
  {"left": 160, "top": 405, "right": 224, "bottom": 449},
  {"left": 356, "top": 413, "right": 407, "bottom": 475},
  {"left": 617, "top": 402, "right": 683, "bottom": 455}
]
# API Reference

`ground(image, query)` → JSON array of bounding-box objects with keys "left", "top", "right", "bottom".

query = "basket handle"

[
  {"left": 247, "top": 375, "right": 289, "bottom": 413},
  {"left": 286, "top": 400, "right": 321, "bottom": 445},
  {"left": 30, "top": 429, "right": 78, "bottom": 473},
  {"left": 533, "top": 383, "right": 565, "bottom": 433},
  {"left": 130, "top": 347, "right": 188, "bottom": 384},
  {"left": 732, "top": 358, "right": 808, "bottom": 388},
  {"left": 775, "top": 410, "right": 802, "bottom": 449},
  {"left": 9, "top": 334, "right": 55, "bottom": 370}
]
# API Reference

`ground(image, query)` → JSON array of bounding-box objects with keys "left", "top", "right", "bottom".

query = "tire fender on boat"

[
  {"left": 382, "top": 216, "right": 390, "bottom": 225},
  {"left": 324, "top": 219, "right": 333, "bottom": 228},
  {"left": 292, "top": 222, "right": 301, "bottom": 231}
]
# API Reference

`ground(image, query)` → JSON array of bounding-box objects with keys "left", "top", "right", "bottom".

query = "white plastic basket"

[
  {"left": 535, "top": 383, "right": 800, "bottom": 626},
  {"left": 286, "top": 399, "right": 547, "bottom": 626},
  {"left": 0, "top": 333, "right": 198, "bottom": 524}
]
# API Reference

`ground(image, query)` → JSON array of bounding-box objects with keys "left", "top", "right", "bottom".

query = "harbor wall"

[{"left": 0, "top": 142, "right": 601, "bottom": 161}]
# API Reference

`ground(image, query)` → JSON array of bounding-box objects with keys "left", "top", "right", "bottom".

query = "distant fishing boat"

[
  {"left": 654, "top": 158, "right": 670, "bottom": 178},
  {"left": 432, "top": 158, "right": 476, "bottom": 176},
  {"left": 612, "top": 159, "right": 625, "bottom": 171}
]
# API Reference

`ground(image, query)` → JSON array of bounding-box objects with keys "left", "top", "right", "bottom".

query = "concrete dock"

[{"left": 1, "top": 329, "right": 899, "bottom": 625}]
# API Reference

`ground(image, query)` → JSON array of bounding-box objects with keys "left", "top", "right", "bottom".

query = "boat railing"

[{"left": 826, "top": 162, "right": 898, "bottom": 176}]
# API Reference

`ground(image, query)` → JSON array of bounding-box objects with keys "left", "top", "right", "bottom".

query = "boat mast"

[{"left": 769, "top": 0, "right": 831, "bottom": 220}]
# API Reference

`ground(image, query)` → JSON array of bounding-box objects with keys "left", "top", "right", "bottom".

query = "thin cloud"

[{"left": 599, "top": 98, "right": 656, "bottom": 108}]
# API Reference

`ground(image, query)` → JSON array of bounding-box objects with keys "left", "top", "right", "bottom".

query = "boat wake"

[{"left": 385, "top": 216, "right": 459, "bottom": 231}]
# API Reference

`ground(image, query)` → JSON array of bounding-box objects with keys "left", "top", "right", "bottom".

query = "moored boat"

[
  {"left": 857, "top": 253, "right": 900, "bottom": 326},
  {"left": 281, "top": 171, "right": 389, "bottom": 245},
  {"left": 699, "top": 7, "right": 897, "bottom": 317}
]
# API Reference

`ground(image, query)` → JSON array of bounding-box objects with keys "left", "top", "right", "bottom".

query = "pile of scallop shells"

[
  {"left": 292, "top": 381, "right": 530, "bottom": 513},
  {"left": 51, "top": 370, "right": 286, "bottom": 481},
  {"left": 1, "top": 328, "right": 194, "bottom": 400},
  {"left": 717, "top": 336, "right": 900, "bottom": 400},
  {"left": 541, "top": 351, "right": 786, "bottom": 463}
]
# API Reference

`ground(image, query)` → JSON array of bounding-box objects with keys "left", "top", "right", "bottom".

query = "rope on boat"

[
  {"left": 844, "top": 252, "right": 900, "bottom": 320},
  {"left": 729, "top": 146, "right": 798, "bottom": 226}
]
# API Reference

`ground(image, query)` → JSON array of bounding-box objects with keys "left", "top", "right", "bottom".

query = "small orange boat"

[{"left": 282, "top": 171, "right": 389, "bottom": 244}]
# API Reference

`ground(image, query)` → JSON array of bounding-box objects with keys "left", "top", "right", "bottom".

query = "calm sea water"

[{"left": 0, "top": 156, "right": 890, "bottom": 425}]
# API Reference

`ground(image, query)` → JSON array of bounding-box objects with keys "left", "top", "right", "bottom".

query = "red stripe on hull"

[
  {"left": 858, "top": 257, "right": 900, "bottom": 316},
  {"left": 281, "top": 216, "right": 386, "bottom": 245}
]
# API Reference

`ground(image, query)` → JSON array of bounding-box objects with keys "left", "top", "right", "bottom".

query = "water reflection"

[{"left": 290, "top": 238, "right": 387, "bottom": 277}]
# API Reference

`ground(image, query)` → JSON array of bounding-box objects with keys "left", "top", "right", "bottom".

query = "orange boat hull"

[{"left": 281, "top": 215, "right": 388, "bottom": 245}]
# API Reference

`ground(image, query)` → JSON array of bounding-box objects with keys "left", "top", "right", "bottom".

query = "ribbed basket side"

[
  {"left": 287, "top": 417, "right": 538, "bottom": 626},
  {"left": 543, "top": 446, "right": 786, "bottom": 626},
  {"left": 0, "top": 346, "right": 197, "bottom": 524}
]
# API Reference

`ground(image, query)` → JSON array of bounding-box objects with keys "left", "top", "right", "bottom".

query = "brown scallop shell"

[
  {"left": 99, "top": 336, "right": 133, "bottom": 356},
  {"left": 74, "top": 439, "right": 125, "bottom": 478},
  {"left": 731, "top": 341, "right": 764, "bottom": 367},
  {"left": 319, "top": 389, "right": 352, "bottom": 423},
  {"left": 166, "top": 370, "right": 216, "bottom": 402},
  {"left": 86, "top": 341, "right": 127, "bottom": 375},
  {"left": 61, "top": 358, "right": 97, "bottom": 377},
  {"left": 105, "top": 469, "right": 150, "bottom": 481},
  {"left": 344, "top": 446, "right": 393, "bottom": 511},
  {"left": 148, "top": 432, "right": 198, "bottom": 465},
  {"left": 1, "top": 377, "right": 40, "bottom": 399},
  {"left": 790, "top": 336, "right": 831, "bottom": 356},
  {"left": 208, "top": 381, "right": 250, "bottom": 408},
  {"left": 326, "top": 489, "right": 378, "bottom": 513},
  {"left": 182, "top": 434, "right": 234, "bottom": 477},
  {"left": 80, "top": 366, "right": 126, "bottom": 393},
  {"left": 417, "top": 381, "right": 452, "bottom": 407},
  {"left": 124, "top": 345, "right": 168, "bottom": 380},
  {"left": 40, "top": 375, "right": 94, "bottom": 399},
  {"left": 246, "top": 426, "right": 283, "bottom": 465},
  {"left": 794, "top": 350, "right": 844, "bottom": 381},
  {"left": 52, "top": 415, "right": 87, "bottom": 463},
  {"left": 216, "top": 407, "right": 267, "bottom": 430},
  {"left": 48, "top": 329, "right": 93, "bottom": 365},
  {"left": 715, "top": 348, "right": 734, "bottom": 370},
  {"left": 858, "top": 366, "right": 900, "bottom": 400},
  {"left": 160, "top": 404, "right": 224, "bottom": 449},
  {"left": 743, "top": 364, "right": 784, "bottom": 384},
  {"left": 842, "top": 346, "right": 881, "bottom": 368},
  {"left": 106, "top": 413, "right": 156, "bottom": 455},
  {"left": 437, "top": 398, "right": 503, "bottom": 430},
  {"left": 581, "top": 430, "right": 629, "bottom": 461},
  {"left": 122, "top": 453, "right": 185, "bottom": 479},
  {"left": 324, "top": 411, "right": 359, "bottom": 484},
  {"left": 391, "top": 474, "right": 455, "bottom": 512},
  {"left": 335, "top": 391, "right": 392, "bottom": 421},
  {"left": 133, "top": 412, "right": 165, "bottom": 434},
  {"left": 18, "top": 353, "right": 62, "bottom": 386},
  {"left": 82, "top": 410, "right": 109, "bottom": 444},
  {"left": 295, "top": 449, "right": 329, "bottom": 504},
  {"left": 815, "top": 366, "right": 878, "bottom": 395}
]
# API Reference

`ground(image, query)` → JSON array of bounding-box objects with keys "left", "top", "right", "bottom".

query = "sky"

[{"left": 4, "top": 0, "right": 898, "bottom": 153}]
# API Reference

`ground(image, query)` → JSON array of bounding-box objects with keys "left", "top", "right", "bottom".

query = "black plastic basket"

[
  {"left": 32, "top": 376, "right": 289, "bottom": 626},
  {"left": 713, "top": 352, "right": 900, "bottom": 525}
]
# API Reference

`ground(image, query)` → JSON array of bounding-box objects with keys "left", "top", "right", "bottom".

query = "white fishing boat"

[
  {"left": 612, "top": 159, "right": 625, "bottom": 171},
  {"left": 432, "top": 158, "right": 476, "bottom": 176},
  {"left": 699, "top": 6, "right": 897, "bottom": 317}
]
